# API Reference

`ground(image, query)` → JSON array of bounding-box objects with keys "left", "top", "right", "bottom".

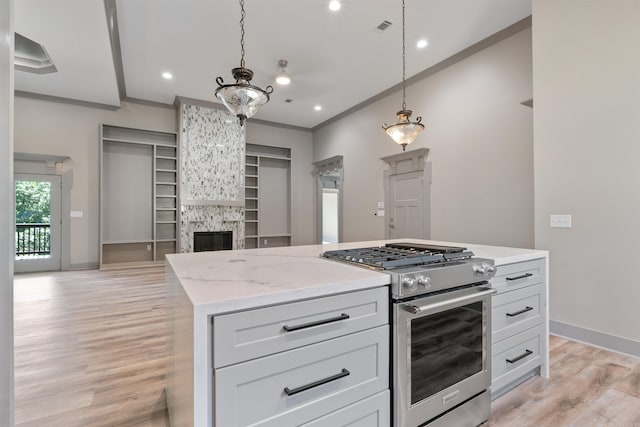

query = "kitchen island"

[{"left": 166, "top": 239, "right": 549, "bottom": 427}]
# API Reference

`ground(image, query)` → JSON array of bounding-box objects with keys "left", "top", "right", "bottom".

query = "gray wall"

[
  {"left": 313, "top": 28, "right": 534, "bottom": 248},
  {"left": 1, "top": 0, "right": 14, "bottom": 424},
  {"left": 246, "top": 122, "right": 315, "bottom": 246},
  {"left": 533, "top": 0, "right": 640, "bottom": 343},
  {"left": 14, "top": 97, "right": 316, "bottom": 267},
  {"left": 14, "top": 98, "right": 177, "bottom": 268}
]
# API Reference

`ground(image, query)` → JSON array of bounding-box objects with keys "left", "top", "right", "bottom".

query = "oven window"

[{"left": 410, "top": 301, "right": 483, "bottom": 404}]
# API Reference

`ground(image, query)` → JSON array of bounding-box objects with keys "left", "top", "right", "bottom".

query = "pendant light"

[
  {"left": 215, "top": 0, "right": 273, "bottom": 126},
  {"left": 382, "top": 0, "right": 424, "bottom": 151},
  {"left": 275, "top": 59, "right": 291, "bottom": 85}
]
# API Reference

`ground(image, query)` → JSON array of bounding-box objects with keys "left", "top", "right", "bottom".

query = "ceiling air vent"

[
  {"left": 376, "top": 20, "right": 393, "bottom": 32},
  {"left": 14, "top": 32, "right": 58, "bottom": 75}
]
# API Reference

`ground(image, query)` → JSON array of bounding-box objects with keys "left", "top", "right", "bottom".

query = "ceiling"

[{"left": 14, "top": 0, "right": 531, "bottom": 129}]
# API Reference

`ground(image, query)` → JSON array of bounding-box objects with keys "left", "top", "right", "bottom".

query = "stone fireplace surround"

[{"left": 178, "top": 100, "right": 245, "bottom": 252}]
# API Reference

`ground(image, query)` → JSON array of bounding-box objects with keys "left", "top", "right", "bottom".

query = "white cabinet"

[
  {"left": 491, "top": 258, "right": 547, "bottom": 398},
  {"left": 212, "top": 287, "right": 390, "bottom": 426},
  {"left": 214, "top": 287, "right": 388, "bottom": 368}
]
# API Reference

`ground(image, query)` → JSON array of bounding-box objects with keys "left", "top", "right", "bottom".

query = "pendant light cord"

[
  {"left": 239, "top": 0, "right": 246, "bottom": 69},
  {"left": 401, "top": 0, "right": 406, "bottom": 111}
]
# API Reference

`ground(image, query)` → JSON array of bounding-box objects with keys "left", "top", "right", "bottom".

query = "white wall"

[
  {"left": 14, "top": 98, "right": 177, "bottom": 268},
  {"left": 1, "top": 0, "right": 15, "bottom": 424},
  {"left": 246, "top": 121, "right": 315, "bottom": 246},
  {"left": 313, "top": 28, "right": 534, "bottom": 248},
  {"left": 533, "top": 0, "right": 640, "bottom": 343}
]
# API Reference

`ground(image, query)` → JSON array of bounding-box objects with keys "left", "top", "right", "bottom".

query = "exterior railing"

[{"left": 15, "top": 223, "right": 51, "bottom": 256}]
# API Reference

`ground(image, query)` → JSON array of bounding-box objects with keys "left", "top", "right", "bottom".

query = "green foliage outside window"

[
  {"left": 15, "top": 181, "right": 51, "bottom": 256},
  {"left": 16, "top": 181, "right": 51, "bottom": 223}
]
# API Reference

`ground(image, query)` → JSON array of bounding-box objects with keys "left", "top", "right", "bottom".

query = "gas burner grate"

[{"left": 322, "top": 243, "right": 473, "bottom": 270}]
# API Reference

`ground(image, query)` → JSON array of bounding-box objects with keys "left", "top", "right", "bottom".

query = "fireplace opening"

[{"left": 193, "top": 231, "right": 232, "bottom": 252}]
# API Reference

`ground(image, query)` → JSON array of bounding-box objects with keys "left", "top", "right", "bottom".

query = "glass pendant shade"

[
  {"left": 215, "top": 67, "right": 273, "bottom": 125},
  {"left": 275, "top": 59, "right": 291, "bottom": 85},
  {"left": 383, "top": 109, "right": 424, "bottom": 151}
]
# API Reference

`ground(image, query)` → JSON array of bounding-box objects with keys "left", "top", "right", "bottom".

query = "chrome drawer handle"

[
  {"left": 506, "top": 273, "right": 533, "bottom": 281},
  {"left": 282, "top": 313, "right": 349, "bottom": 332},
  {"left": 506, "top": 306, "right": 534, "bottom": 317},
  {"left": 506, "top": 349, "right": 533, "bottom": 364},
  {"left": 284, "top": 368, "right": 350, "bottom": 396}
]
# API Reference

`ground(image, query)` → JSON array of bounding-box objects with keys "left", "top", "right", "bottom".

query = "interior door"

[
  {"left": 14, "top": 173, "right": 61, "bottom": 272},
  {"left": 388, "top": 171, "right": 426, "bottom": 239}
]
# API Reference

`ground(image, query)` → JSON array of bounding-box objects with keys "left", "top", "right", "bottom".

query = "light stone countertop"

[{"left": 165, "top": 238, "right": 547, "bottom": 315}]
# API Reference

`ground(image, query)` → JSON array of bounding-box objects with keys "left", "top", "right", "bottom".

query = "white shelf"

[
  {"left": 103, "top": 137, "right": 176, "bottom": 148},
  {"left": 103, "top": 239, "right": 153, "bottom": 245}
]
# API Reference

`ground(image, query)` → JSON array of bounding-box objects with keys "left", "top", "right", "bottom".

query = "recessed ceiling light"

[
  {"left": 329, "top": 1, "right": 341, "bottom": 12},
  {"left": 314, "top": 105, "right": 322, "bottom": 111},
  {"left": 417, "top": 39, "right": 428, "bottom": 49},
  {"left": 162, "top": 72, "right": 173, "bottom": 79}
]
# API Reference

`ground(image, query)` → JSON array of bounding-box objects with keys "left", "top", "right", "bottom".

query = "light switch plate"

[
  {"left": 377, "top": 201, "right": 384, "bottom": 209},
  {"left": 550, "top": 214, "right": 572, "bottom": 228}
]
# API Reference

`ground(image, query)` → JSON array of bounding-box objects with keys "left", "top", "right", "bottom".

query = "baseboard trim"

[
  {"left": 69, "top": 262, "right": 99, "bottom": 271},
  {"left": 550, "top": 320, "right": 640, "bottom": 359}
]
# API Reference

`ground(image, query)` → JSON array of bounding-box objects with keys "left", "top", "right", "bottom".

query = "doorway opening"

[
  {"left": 314, "top": 156, "right": 343, "bottom": 244},
  {"left": 14, "top": 173, "right": 62, "bottom": 272}
]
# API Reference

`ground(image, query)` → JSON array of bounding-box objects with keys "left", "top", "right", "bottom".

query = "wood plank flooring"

[
  {"left": 14, "top": 266, "right": 168, "bottom": 427},
  {"left": 13, "top": 267, "right": 640, "bottom": 426}
]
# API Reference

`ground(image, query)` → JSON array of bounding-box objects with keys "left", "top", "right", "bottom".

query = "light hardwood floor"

[
  {"left": 14, "top": 266, "right": 168, "bottom": 427},
  {"left": 13, "top": 267, "right": 640, "bottom": 426}
]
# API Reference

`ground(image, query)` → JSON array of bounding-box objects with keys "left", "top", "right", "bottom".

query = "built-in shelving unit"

[
  {"left": 244, "top": 144, "right": 291, "bottom": 249},
  {"left": 100, "top": 125, "right": 179, "bottom": 268}
]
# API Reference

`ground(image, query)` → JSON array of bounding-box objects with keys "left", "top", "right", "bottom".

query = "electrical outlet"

[
  {"left": 146, "top": 244, "right": 152, "bottom": 251},
  {"left": 550, "top": 214, "right": 572, "bottom": 228},
  {"left": 263, "top": 239, "right": 268, "bottom": 245}
]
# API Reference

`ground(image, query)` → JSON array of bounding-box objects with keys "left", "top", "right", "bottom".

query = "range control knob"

[
  {"left": 473, "top": 263, "right": 496, "bottom": 276},
  {"left": 416, "top": 276, "right": 432, "bottom": 289},
  {"left": 473, "top": 264, "right": 487, "bottom": 275},
  {"left": 402, "top": 277, "right": 418, "bottom": 291}
]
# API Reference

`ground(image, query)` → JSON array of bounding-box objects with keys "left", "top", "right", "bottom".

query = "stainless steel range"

[{"left": 322, "top": 242, "right": 497, "bottom": 427}]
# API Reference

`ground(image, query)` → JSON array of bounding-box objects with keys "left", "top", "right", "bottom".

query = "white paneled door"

[
  {"left": 14, "top": 173, "right": 62, "bottom": 272},
  {"left": 387, "top": 171, "right": 427, "bottom": 239}
]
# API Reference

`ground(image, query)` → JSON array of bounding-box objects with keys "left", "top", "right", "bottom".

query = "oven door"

[{"left": 393, "top": 285, "right": 496, "bottom": 427}]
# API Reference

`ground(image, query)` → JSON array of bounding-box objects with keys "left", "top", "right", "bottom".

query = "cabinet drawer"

[
  {"left": 492, "top": 259, "right": 545, "bottom": 294},
  {"left": 491, "top": 324, "right": 543, "bottom": 392},
  {"left": 213, "top": 287, "right": 388, "bottom": 368},
  {"left": 492, "top": 283, "right": 544, "bottom": 344},
  {"left": 301, "top": 390, "right": 390, "bottom": 427},
  {"left": 215, "top": 326, "right": 389, "bottom": 427}
]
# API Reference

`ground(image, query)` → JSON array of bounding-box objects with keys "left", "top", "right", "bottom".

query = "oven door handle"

[{"left": 402, "top": 287, "right": 497, "bottom": 315}]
